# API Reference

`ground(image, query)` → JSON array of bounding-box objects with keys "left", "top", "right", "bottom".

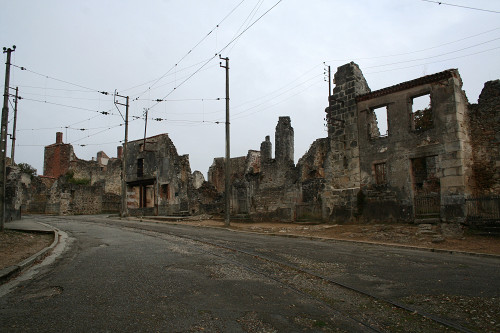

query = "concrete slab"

[{"left": 5, "top": 219, "right": 54, "bottom": 233}]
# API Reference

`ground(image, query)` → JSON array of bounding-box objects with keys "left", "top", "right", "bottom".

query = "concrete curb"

[
  {"left": 131, "top": 217, "right": 500, "bottom": 260},
  {"left": 0, "top": 224, "right": 60, "bottom": 284}
]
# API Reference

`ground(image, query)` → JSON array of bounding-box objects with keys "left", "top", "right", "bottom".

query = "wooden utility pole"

[
  {"left": 1, "top": 45, "right": 15, "bottom": 231},
  {"left": 220, "top": 55, "right": 230, "bottom": 226},
  {"left": 114, "top": 92, "right": 129, "bottom": 218},
  {"left": 10, "top": 86, "right": 18, "bottom": 163}
]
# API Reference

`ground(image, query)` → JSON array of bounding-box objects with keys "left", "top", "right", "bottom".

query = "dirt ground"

[
  {"left": 149, "top": 217, "right": 500, "bottom": 256},
  {"left": 0, "top": 231, "right": 54, "bottom": 271}
]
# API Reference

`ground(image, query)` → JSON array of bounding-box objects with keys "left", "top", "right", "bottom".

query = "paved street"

[{"left": 0, "top": 215, "right": 499, "bottom": 332}]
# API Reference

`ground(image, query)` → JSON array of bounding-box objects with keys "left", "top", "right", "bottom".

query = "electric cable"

[
  {"left": 145, "top": 0, "right": 284, "bottom": 114},
  {"left": 12, "top": 64, "right": 110, "bottom": 96},
  {"left": 365, "top": 46, "right": 500, "bottom": 75},
  {"left": 325, "top": 27, "right": 500, "bottom": 63},
  {"left": 363, "top": 37, "right": 500, "bottom": 69},
  {"left": 420, "top": 0, "right": 500, "bottom": 14},
  {"left": 133, "top": 0, "right": 247, "bottom": 100},
  {"left": 20, "top": 97, "right": 118, "bottom": 116}
]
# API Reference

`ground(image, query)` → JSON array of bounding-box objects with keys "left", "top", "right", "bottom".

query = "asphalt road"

[{"left": 0, "top": 215, "right": 498, "bottom": 332}]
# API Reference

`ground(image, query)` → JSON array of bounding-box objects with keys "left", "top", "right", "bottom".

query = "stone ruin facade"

[{"left": 6, "top": 62, "right": 500, "bottom": 225}]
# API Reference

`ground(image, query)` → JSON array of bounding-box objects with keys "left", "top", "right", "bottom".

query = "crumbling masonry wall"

[
  {"left": 468, "top": 80, "right": 500, "bottom": 196},
  {"left": 323, "top": 62, "right": 370, "bottom": 222},
  {"left": 355, "top": 69, "right": 473, "bottom": 223},
  {"left": 125, "top": 134, "right": 194, "bottom": 216}
]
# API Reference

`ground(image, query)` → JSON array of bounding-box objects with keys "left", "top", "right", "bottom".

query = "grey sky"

[{"left": 2, "top": 0, "right": 499, "bottom": 177}]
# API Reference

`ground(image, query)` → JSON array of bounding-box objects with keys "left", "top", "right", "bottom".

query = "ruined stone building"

[
  {"left": 124, "top": 134, "right": 197, "bottom": 216},
  {"left": 6, "top": 62, "right": 499, "bottom": 224},
  {"left": 9, "top": 132, "right": 123, "bottom": 216},
  {"left": 208, "top": 62, "right": 499, "bottom": 224}
]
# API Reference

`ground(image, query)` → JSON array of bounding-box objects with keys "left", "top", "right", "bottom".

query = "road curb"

[
  {"left": 132, "top": 217, "right": 500, "bottom": 259},
  {"left": 0, "top": 224, "right": 60, "bottom": 284}
]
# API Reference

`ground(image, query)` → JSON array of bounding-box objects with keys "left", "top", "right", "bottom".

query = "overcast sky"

[{"left": 2, "top": 0, "right": 499, "bottom": 178}]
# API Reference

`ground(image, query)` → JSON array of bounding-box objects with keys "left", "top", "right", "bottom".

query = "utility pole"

[
  {"left": 10, "top": 87, "right": 18, "bottom": 163},
  {"left": 328, "top": 65, "right": 332, "bottom": 99},
  {"left": 114, "top": 92, "right": 129, "bottom": 218},
  {"left": 1, "top": 45, "right": 15, "bottom": 231},
  {"left": 220, "top": 55, "right": 230, "bottom": 227},
  {"left": 324, "top": 63, "right": 331, "bottom": 102}
]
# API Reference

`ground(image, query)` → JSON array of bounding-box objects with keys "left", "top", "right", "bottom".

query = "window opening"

[
  {"left": 411, "top": 156, "right": 439, "bottom": 193},
  {"left": 137, "top": 158, "right": 144, "bottom": 177},
  {"left": 160, "top": 184, "right": 170, "bottom": 200},
  {"left": 368, "top": 106, "right": 388, "bottom": 139},
  {"left": 374, "top": 162, "right": 387, "bottom": 185},
  {"left": 411, "top": 94, "right": 432, "bottom": 132}
]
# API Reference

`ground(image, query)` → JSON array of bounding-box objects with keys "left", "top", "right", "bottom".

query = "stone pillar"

[
  {"left": 275, "top": 116, "right": 294, "bottom": 166},
  {"left": 323, "top": 62, "right": 371, "bottom": 221},
  {"left": 260, "top": 135, "right": 272, "bottom": 162}
]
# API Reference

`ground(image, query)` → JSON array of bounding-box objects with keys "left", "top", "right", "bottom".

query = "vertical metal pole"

[
  {"left": 328, "top": 65, "right": 332, "bottom": 98},
  {"left": 1, "top": 46, "right": 14, "bottom": 231},
  {"left": 116, "top": 94, "right": 129, "bottom": 218},
  {"left": 11, "top": 87, "right": 18, "bottom": 163},
  {"left": 220, "top": 55, "right": 230, "bottom": 226},
  {"left": 122, "top": 96, "right": 129, "bottom": 217}
]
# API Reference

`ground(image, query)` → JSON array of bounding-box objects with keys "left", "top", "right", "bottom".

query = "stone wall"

[
  {"left": 322, "top": 62, "right": 370, "bottom": 222},
  {"left": 355, "top": 69, "right": 472, "bottom": 223},
  {"left": 125, "top": 134, "right": 196, "bottom": 216},
  {"left": 468, "top": 80, "right": 500, "bottom": 196}
]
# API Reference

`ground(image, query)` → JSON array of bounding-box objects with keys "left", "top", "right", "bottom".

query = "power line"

[
  {"left": 232, "top": 79, "right": 323, "bottom": 121},
  {"left": 19, "top": 91, "right": 107, "bottom": 101},
  {"left": 363, "top": 37, "right": 500, "bottom": 69},
  {"left": 21, "top": 97, "right": 118, "bottom": 116},
  {"left": 365, "top": 45, "right": 500, "bottom": 74},
  {"left": 146, "top": 0, "right": 284, "bottom": 114},
  {"left": 133, "top": 0, "right": 247, "bottom": 100},
  {"left": 218, "top": 0, "right": 283, "bottom": 55},
  {"left": 325, "top": 27, "right": 500, "bottom": 63},
  {"left": 70, "top": 123, "right": 127, "bottom": 144},
  {"left": 15, "top": 85, "right": 95, "bottom": 93},
  {"left": 226, "top": 0, "right": 265, "bottom": 55},
  {"left": 137, "top": 97, "right": 221, "bottom": 103},
  {"left": 12, "top": 64, "right": 110, "bottom": 95},
  {"left": 119, "top": 57, "right": 215, "bottom": 94},
  {"left": 420, "top": 0, "right": 500, "bottom": 14}
]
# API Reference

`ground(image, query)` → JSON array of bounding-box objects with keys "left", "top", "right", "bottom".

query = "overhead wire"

[
  {"left": 325, "top": 26, "right": 500, "bottom": 63},
  {"left": 226, "top": 0, "right": 265, "bottom": 55},
  {"left": 132, "top": 0, "right": 247, "bottom": 101},
  {"left": 146, "top": 0, "right": 284, "bottom": 114},
  {"left": 232, "top": 78, "right": 323, "bottom": 121},
  {"left": 11, "top": 64, "right": 110, "bottom": 96},
  {"left": 119, "top": 57, "right": 216, "bottom": 94},
  {"left": 363, "top": 37, "right": 500, "bottom": 69},
  {"left": 365, "top": 45, "right": 500, "bottom": 75},
  {"left": 20, "top": 97, "right": 119, "bottom": 116},
  {"left": 420, "top": 0, "right": 500, "bottom": 14}
]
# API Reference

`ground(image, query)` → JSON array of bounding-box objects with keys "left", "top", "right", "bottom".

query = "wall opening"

[
  {"left": 411, "top": 94, "right": 433, "bottom": 132},
  {"left": 374, "top": 162, "right": 387, "bottom": 185},
  {"left": 160, "top": 184, "right": 170, "bottom": 200},
  {"left": 137, "top": 158, "right": 144, "bottom": 177},
  {"left": 368, "top": 106, "right": 388, "bottom": 139},
  {"left": 411, "top": 156, "right": 440, "bottom": 218}
]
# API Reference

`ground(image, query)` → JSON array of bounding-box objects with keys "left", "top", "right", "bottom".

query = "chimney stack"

[
  {"left": 117, "top": 146, "right": 123, "bottom": 159},
  {"left": 56, "top": 132, "right": 63, "bottom": 144}
]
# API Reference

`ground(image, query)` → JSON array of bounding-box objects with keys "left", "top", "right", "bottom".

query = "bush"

[
  {"left": 18, "top": 162, "right": 37, "bottom": 179},
  {"left": 65, "top": 171, "right": 90, "bottom": 185}
]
